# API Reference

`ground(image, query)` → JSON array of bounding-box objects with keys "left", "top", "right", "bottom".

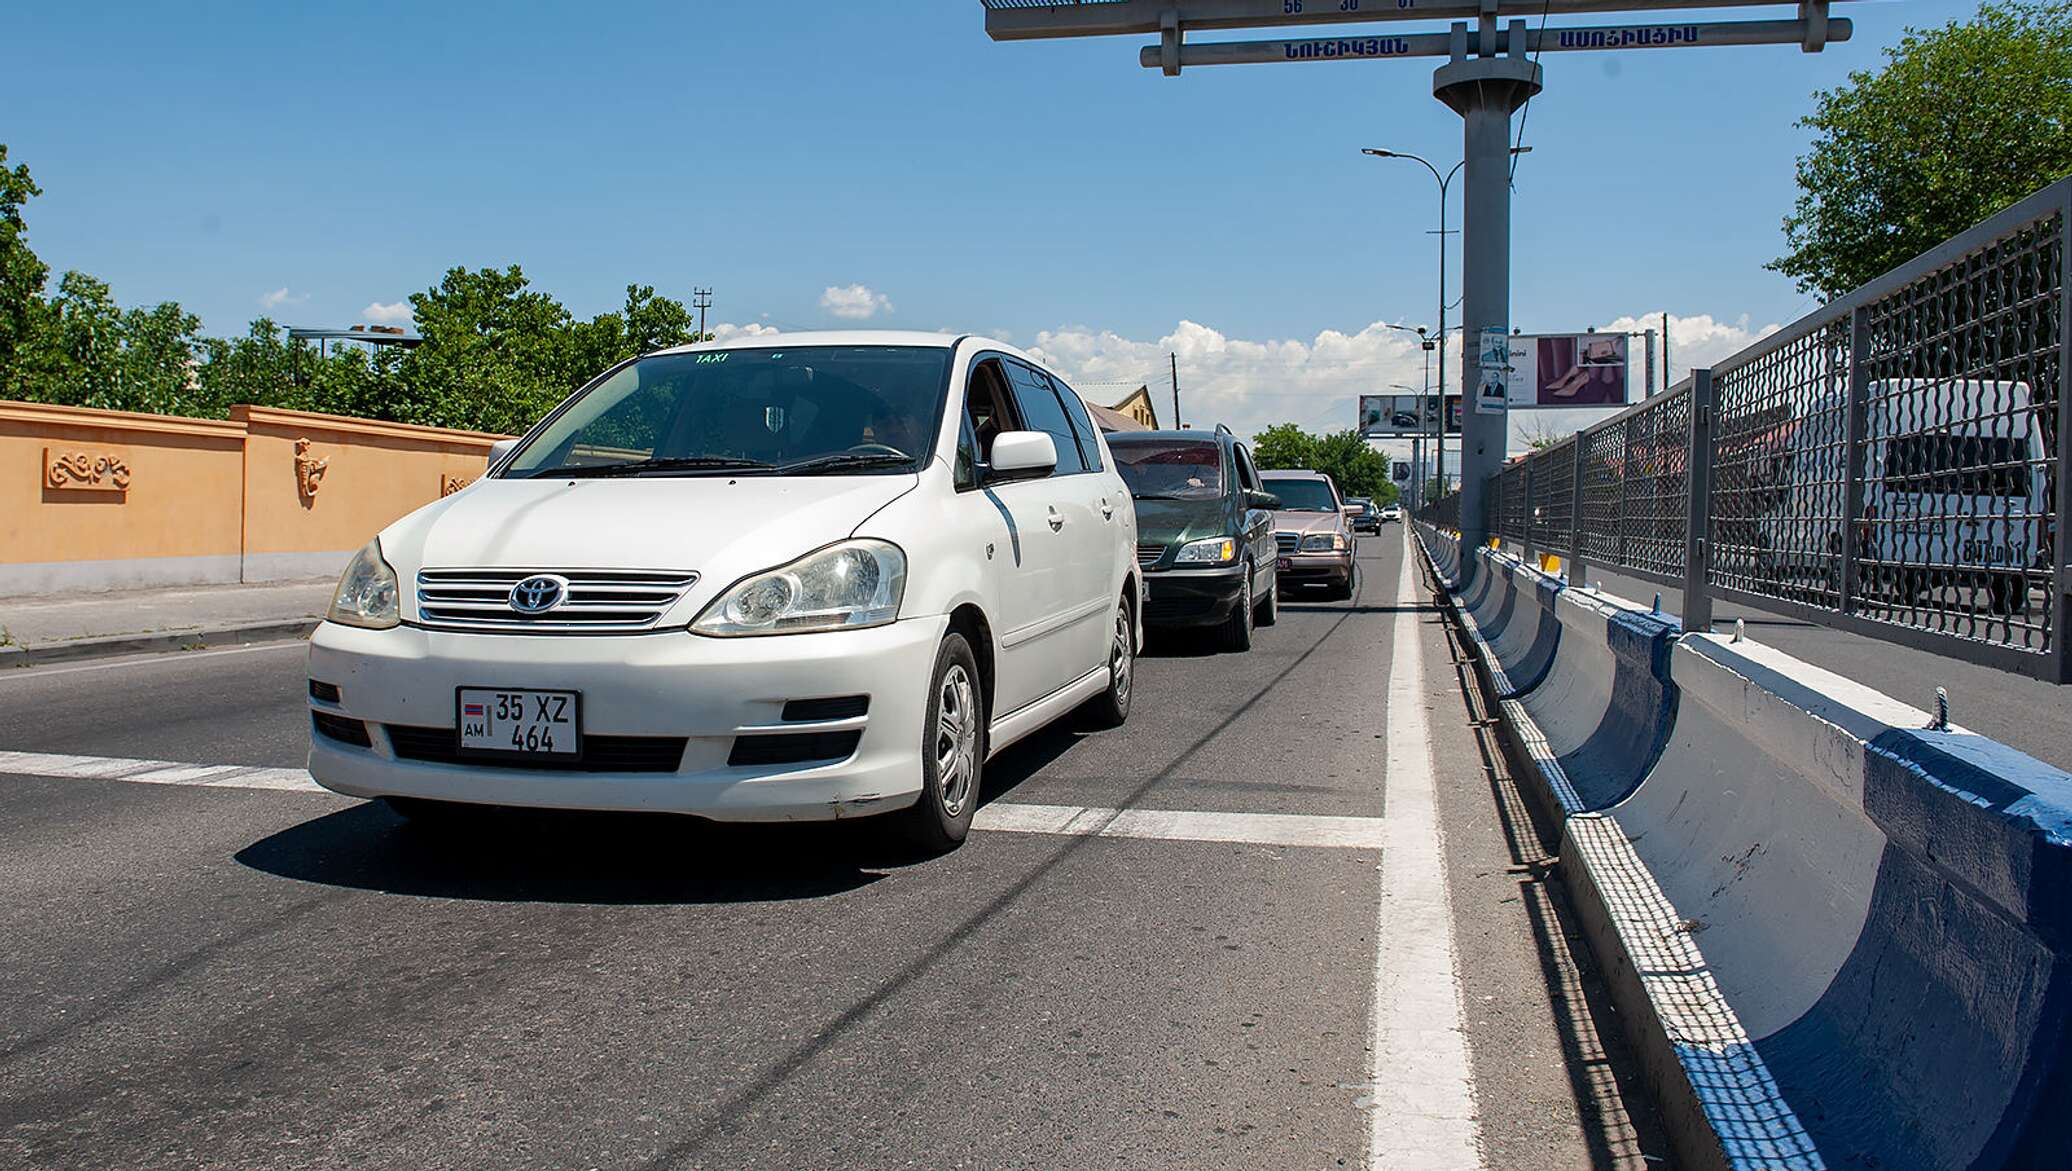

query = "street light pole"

[{"left": 1364, "top": 142, "right": 1530, "bottom": 527}]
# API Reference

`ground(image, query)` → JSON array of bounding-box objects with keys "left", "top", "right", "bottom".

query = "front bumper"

[
  {"left": 1276, "top": 550, "right": 1353, "bottom": 589},
  {"left": 1144, "top": 566, "right": 1245, "bottom": 627},
  {"left": 304, "top": 615, "right": 947, "bottom": 821}
]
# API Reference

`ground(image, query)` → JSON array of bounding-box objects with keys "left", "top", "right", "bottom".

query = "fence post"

[
  {"left": 1839, "top": 306, "right": 1871, "bottom": 615},
  {"left": 1616, "top": 417, "right": 1631, "bottom": 570},
  {"left": 1568, "top": 434, "right": 1589, "bottom": 585},
  {"left": 1683, "top": 368, "right": 1716, "bottom": 632},
  {"left": 1521, "top": 463, "right": 1536, "bottom": 564},
  {"left": 2054, "top": 197, "right": 2072, "bottom": 683}
]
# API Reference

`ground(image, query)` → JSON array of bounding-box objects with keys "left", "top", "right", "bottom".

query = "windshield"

[
  {"left": 502, "top": 346, "right": 952, "bottom": 478},
  {"left": 1262, "top": 476, "right": 1339, "bottom": 512},
  {"left": 1109, "top": 439, "right": 1225, "bottom": 500}
]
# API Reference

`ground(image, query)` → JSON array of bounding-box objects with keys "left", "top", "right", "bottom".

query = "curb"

[{"left": 0, "top": 619, "right": 319, "bottom": 668}]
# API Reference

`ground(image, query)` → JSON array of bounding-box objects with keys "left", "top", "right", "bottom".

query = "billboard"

[
  {"left": 1359, "top": 393, "right": 1462, "bottom": 437},
  {"left": 1507, "top": 333, "right": 1630, "bottom": 407}
]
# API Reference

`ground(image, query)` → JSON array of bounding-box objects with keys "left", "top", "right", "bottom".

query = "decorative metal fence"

[{"left": 1419, "top": 176, "right": 2070, "bottom": 682}]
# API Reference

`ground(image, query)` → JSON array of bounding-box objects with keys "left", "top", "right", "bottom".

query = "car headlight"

[
  {"left": 1300, "top": 532, "right": 1350, "bottom": 552},
  {"left": 693, "top": 539, "right": 907, "bottom": 637},
  {"left": 327, "top": 539, "right": 401, "bottom": 630},
  {"left": 1172, "top": 536, "right": 1237, "bottom": 565}
]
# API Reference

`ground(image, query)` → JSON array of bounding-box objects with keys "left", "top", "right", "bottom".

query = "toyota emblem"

[{"left": 508, "top": 574, "right": 569, "bottom": 615}]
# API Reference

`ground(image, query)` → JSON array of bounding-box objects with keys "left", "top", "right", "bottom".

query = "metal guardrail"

[{"left": 1418, "top": 176, "right": 2071, "bottom": 682}]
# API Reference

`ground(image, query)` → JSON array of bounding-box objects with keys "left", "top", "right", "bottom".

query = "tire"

[
  {"left": 1329, "top": 570, "right": 1355, "bottom": 601},
  {"left": 895, "top": 633, "right": 986, "bottom": 853},
  {"left": 1253, "top": 568, "right": 1278, "bottom": 627},
  {"left": 1080, "top": 597, "right": 1135, "bottom": 729},
  {"left": 1988, "top": 573, "right": 2028, "bottom": 615},
  {"left": 1219, "top": 564, "right": 1255, "bottom": 652}
]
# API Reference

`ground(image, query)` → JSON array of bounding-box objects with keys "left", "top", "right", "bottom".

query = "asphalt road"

[
  {"left": 0, "top": 532, "right": 1665, "bottom": 1170},
  {"left": 1579, "top": 565, "right": 2072, "bottom": 774}
]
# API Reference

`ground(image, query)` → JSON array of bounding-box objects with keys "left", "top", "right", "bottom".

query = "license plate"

[
  {"left": 1277, "top": 557, "right": 1293, "bottom": 571},
  {"left": 458, "top": 688, "right": 579, "bottom": 756}
]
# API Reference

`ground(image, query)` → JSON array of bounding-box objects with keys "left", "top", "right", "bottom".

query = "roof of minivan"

[
  {"left": 1259, "top": 468, "right": 1329, "bottom": 479},
  {"left": 651, "top": 330, "right": 976, "bottom": 356},
  {"left": 1105, "top": 429, "right": 1228, "bottom": 444}
]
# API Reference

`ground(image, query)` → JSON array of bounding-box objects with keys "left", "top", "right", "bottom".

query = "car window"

[
  {"left": 503, "top": 346, "right": 950, "bottom": 477},
  {"left": 965, "top": 358, "right": 1017, "bottom": 465},
  {"left": 1260, "top": 476, "right": 1340, "bottom": 512},
  {"left": 955, "top": 412, "right": 979, "bottom": 491},
  {"left": 1108, "top": 438, "right": 1225, "bottom": 499},
  {"left": 1233, "top": 444, "right": 1261, "bottom": 491},
  {"left": 1005, "top": 361, "right": 1089, "bottom": 475},
  {"left": 1046, "top": 373, "right": 1105, "bottom": 472}
]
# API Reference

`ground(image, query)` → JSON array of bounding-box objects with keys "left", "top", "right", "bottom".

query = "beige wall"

[{"left": 0, "top": 400, "right": 507, "bottom": 596}]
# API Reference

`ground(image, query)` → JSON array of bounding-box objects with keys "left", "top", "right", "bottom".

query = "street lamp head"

[{"left": 1360, "top": 148, "right": 1395, "bottom": 158}]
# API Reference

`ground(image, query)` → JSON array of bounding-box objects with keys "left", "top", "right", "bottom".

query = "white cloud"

[
  {"left": 709, "top": 321, "right": 781, "bottom": 342},
  {"left": 1022, "top": 311, "right": 1782, "bottom": 459},
  {"left": 819, "top": 284, "right": 893, "bottom": 320},
  {"left": 259, "top": 287, "right": 308, "bottom": 310},
  {"left": 362, "top": 301, "right": 412, "bottom": 324}
]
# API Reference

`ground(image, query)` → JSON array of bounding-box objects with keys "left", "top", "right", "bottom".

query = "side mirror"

[
  {"left": 1341, "top": 504, "right": 1362, "bottom": 517},
  {"left": 488, "top": 438, "right": 519, "bottom": 467},
  {"left": 986, "top": 430, "right": 1056, "bottom": 483},
  {"left": 1245, "top": 489, "right": 1280, "bottom": 511}
]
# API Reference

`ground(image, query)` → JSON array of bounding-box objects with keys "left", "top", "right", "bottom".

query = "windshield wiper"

[
  {"left": 776, "top": 452, "right": 915, "bottom": 475},
  {"left": 544, "top": 456, "right": 777, "bottom": 479}
]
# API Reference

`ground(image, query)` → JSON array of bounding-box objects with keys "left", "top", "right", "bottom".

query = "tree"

[
  {"left": 0, "top": 145, "right": 47, "bottom": 392},
  {"left": 1250, "top": 423, "right": 1317, "bottom": 470},
  {"left": 1771, "top": 1, "right": 2072, "bottom": 297},
  {"left": 1310, "top": 428, "right": 1394, "bottom": 501}
]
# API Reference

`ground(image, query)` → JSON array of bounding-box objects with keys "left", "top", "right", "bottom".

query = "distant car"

[
  {"left": 1379, "top": 502, "right": 1402, "bottom": 524},
  {"left": 1260, "top": 470, "right": 1355, "bottom": 600},
  {"left": 1390, "top": 410, "right": 1420, "bottom": 429},
  {"left": 1344, "top": 496, "right": 1382, "bottom": 535},
  {"left": 1109, "top": 428, "right": 1280, "bottom": 651}
]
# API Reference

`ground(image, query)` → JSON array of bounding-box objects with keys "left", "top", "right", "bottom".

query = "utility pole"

[
  {"left": 1661, "top": 310, "right": 1671, "bottom": 390},
  {"left": 1170, "top": 352, "right": 1182, "bottom": 430},
  {"left": 693, "top": 287, "right": 714, "bottom": 340}
]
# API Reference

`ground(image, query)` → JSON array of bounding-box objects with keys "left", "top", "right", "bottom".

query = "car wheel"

[
  {"left": 1331, "top": 570, "right": 1355, "bottom": 601},
  {"left": 1081, "top": 597, "right": 1135, "bottom": 728},
  {"left": 896, "top": 633, "right": 985, "bottom": 853},
  {"left": 1253, "top": 568, "right": 1278, "bottom": 627},
  {"left": 1220, "top": 563, "right": 1255, "bottom": 652}
]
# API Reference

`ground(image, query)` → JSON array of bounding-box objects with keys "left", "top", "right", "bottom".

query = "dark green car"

[{"left": 1108, "top": 427, "right": 1281, "bottom": 651}]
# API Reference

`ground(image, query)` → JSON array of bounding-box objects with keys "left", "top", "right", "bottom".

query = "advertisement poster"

[
  {"left": 1358, "top": 394, "right": 1461, "bottom": 437},
  {"left": 1508, "top": 333, "right": 1629, "bottom": 407},
  {"left": 1475, "top": 327, "right": 1510, "bottom": 415}
]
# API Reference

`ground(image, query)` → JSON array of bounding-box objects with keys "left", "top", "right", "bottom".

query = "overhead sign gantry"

[{"left": 981, "top": 0, "right": 1851, "bottom": 555}]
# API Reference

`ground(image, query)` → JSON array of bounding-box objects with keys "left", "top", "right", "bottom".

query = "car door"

[
  {"left": 964, "top": 356, "right": 1077, "bottom": 715},
  {"left": 1231, "top": 442, "right": 1276, "bottom": 597},
  {"left": 1003, "top": 360, "right": 1113, "bottom": 683},
  {"left": 1046, "top": 369, "right": 1131, "bottom": 647}
]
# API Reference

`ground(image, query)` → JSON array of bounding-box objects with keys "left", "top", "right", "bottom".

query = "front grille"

[
  {"left": 312, "top": 710, "right": 372, "bottom": 748},
  {"left": 1275, "top": 533, "right": 1301, "bottom": 555},
  {"left": 415, "top": 568, "right": 698, "bottom": 633},
  {"left": 308, "top": 680, "right": 342, "bottom": 703},
  {"left": 728, "top": 730, "right": 862, "bottom": 768},
  {"left": 1136, "top": 542, "right": 1167, "bottom": 568},
  {"left": 385, "top": 725, "right": 686, "bottom": 773}
]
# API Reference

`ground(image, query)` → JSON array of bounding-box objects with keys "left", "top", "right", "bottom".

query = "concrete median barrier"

[
  {"left": 1409, "top": 532, "right": 2072, "bottom": 1171},
  {"left": 1451, "top": 549, "right": 1561, "bottom": 699},
  {"left": 1501, "top": 585, "right": 1678, "bottom": 817}
]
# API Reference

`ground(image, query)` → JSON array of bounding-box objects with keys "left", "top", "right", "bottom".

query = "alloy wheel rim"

[
  {"left": 1112, "top": 609, "right": 1133, "bottom": 707},
  {"left": 935, "top": 664, "right": 978, "bottom": 817}
]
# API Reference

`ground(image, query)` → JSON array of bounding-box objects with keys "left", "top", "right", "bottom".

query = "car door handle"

[
  {"left": 1047, "top": 506, "right": 1065, "bottom": 531},
  {"left": 1100, "top": 498, "right": 1115, "bottom": 520}
]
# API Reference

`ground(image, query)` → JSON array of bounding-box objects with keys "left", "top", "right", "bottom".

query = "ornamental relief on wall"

[{"left": 44, "top": 448, "right": 133, "bottom": 493}]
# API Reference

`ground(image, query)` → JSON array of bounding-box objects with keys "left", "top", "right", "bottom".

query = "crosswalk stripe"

[{"left": 0, "top": 749, "right": 1384, "bottom": 849}]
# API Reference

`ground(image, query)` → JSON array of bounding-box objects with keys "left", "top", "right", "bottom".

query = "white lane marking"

[
  {"left": 0, "top": 750, "right": 320, "bottom": 791},
  {"left": 0, "top": 750, "right": 1383, "bottom": 849},
  {"left": 0, "top": 640, "right": 305, "bottom": 682},
  {"left": 1370, "top": 530, "right": 1483, "bottom": 1169},
  {"left": 973, "top": 802, "right": 1383, "bottom": 849}
]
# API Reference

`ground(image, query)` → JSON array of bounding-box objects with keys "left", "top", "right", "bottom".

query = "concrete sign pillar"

[{"left": 1434, "top": 27, "right": 1540, "bottom": 553}]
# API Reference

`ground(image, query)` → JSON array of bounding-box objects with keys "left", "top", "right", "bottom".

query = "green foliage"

[
  {"left": 0, "top": 143, "right": 710, "bottom": 432},
  {"left": 1249, "top": 423, "right": 1317, "bottom": 471},
  {"left": 1249, "top": 422, "right": 1395, "bottom": 502},
  {"left": 1772, "top": 1, "right": 2072, "bottom": 297}
]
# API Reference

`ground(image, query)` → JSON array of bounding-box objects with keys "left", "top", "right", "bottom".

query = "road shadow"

[{"left": 236, "top": 801, "right": 905, "bottom": 905}]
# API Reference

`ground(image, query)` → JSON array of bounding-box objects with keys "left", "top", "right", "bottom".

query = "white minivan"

[
  {"left": 1753, "top": 379, "right": 2047, "bottom": 612},
  {"left": 307, "top": 332, "right": 1142, "bottom": 850}
]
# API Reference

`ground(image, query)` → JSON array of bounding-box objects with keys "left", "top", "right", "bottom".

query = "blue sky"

[{"left": 6, "top": 0, "right": 1976, "bottom": 439}]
